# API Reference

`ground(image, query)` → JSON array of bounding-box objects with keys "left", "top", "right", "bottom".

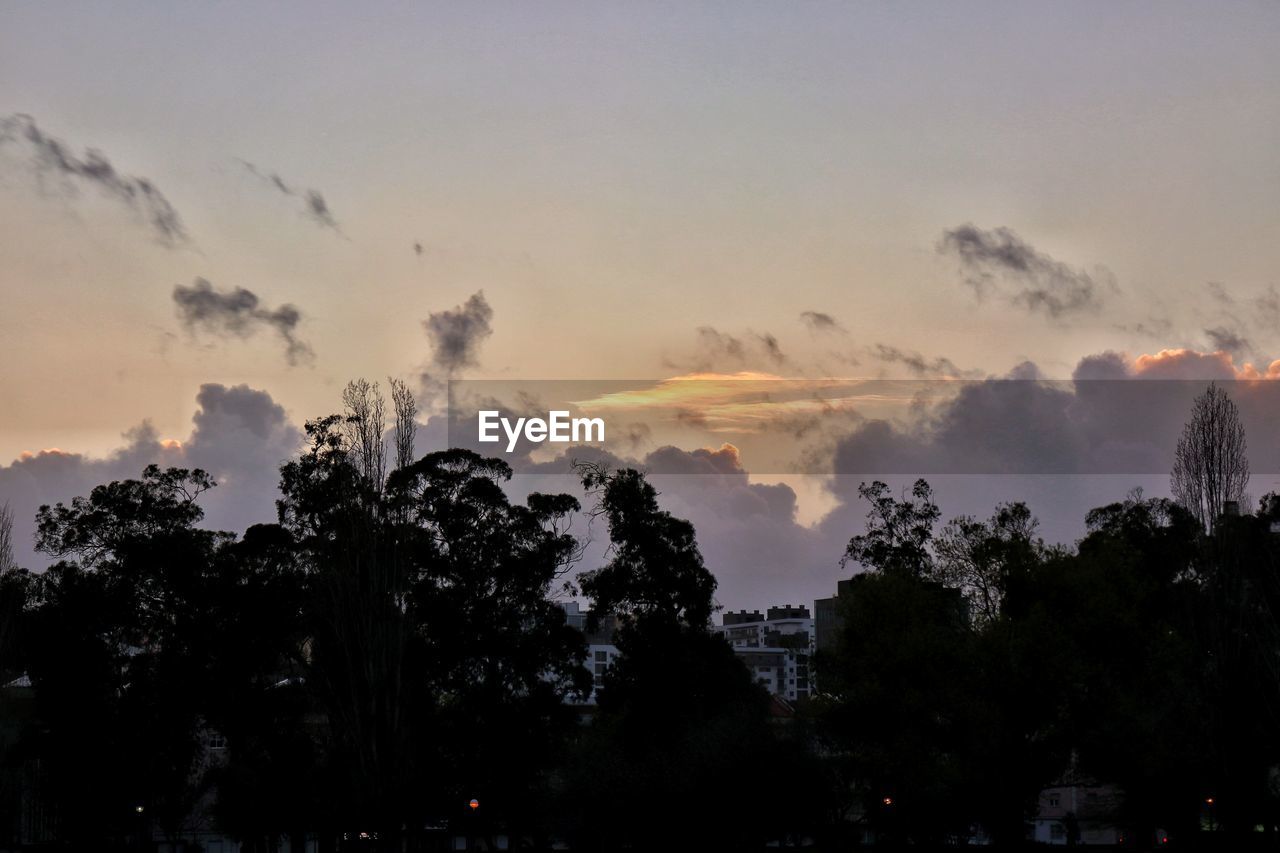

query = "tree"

[
  {"left": 1172, "top": 382, "right": 1249, "bottom": 533},
  {"left": 934, "top": 501, "right": 1044, "bottom": 625},
  {"left": 26, "top": 466, "right": 229, "bottom": 847},
  {"left": 821, "top": 569, "right": 980, "bottom": 845},
  {"left": 0, "top": 502, "right": 23, "bottom": 681},
  {"left": 388, "top": 376, "right": 417, "bottom": 473},
  {"left": 825, "top": 480, "right": 982, "bottom": 844},
  {"left": 825, "top": 483, "right": 1070, "bottom": 847},
  {"left": 385, "top": 449, "right": 589, "bottom": 844},
  {"left": 841, "top": 479, "right": 940, "bottom": 578},
  {"left": 277, "top": 406, "right": 590, "bottom": 847},
  {"left": 563, "top": 465, "right": 827, "bottom": 851},
  {"left": 1051, "top": 492, "right": 1210, "bottom": 844},
  {"left": 575, "top": 464, "right": 717, "bottom": 633},
  {"left": 0, "top": 502, "right": 16, "bottom": 574},
  {"left": 202, "top": 522, "right": 317, "bottom": 853}
]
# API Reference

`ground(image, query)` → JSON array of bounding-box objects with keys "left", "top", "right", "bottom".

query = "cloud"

[
  {"left": 800, "top": 311, "right": 847, "bottom": 335},
  {"left": 938, "top": 224, "right": 1112, "bottom": 319},
  {"left": 239, "top": 160, "right": 341, "bottom": 233},
  {"left": 1255, "top": 286, "right": 1280, "bottom": 326},
  {"left": 0, "top": 113, "right": 188, "bottom": 246},
  {"left": 870, "top": 343, "right": 982, "bottom": 378},
  {"left": 1206, "top": 281, "right": 1233, "bottom": 305},
  {"left": 667, "top": 326, "right": 791, "bottom": 373},
  {"left": 1128, "top": 347, "right": 1280, "bottom": 381},
  {"left": 1116, "top": 316, "right": 1174, "bottom": 339},
  {"left": 0, "top": 384, "right": 301, "bottom": 572},
  {"left": 422, "top": 291, "right": 495, "bottom": 376},
  {"left": 813, "top": 349, "right": 1280, "bottom": 562},
  {"left": 173, "top": 278, "right": 314, "bottom": 366},
  {"left": 829, "top": 348, "right": 1280, "bottom": 483},
  {"left": 509, "top": 442, "right": 839, "bottom": 608},
  {"left": 1204, "top": 326, "right": 1251, "bottom": 357}
]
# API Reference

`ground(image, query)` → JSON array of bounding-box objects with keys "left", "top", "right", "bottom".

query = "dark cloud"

[
  {"left": 0, "top": 113, "right": 188, "bottom": 246},
  {"left": 1205, "top": 326, "right": 1251, "bottom": 356},
  {"left": 831, "top": 350, "right": 1280, "bottom": 481},
  {"left": 695, "top": 327, "right": 747, "bottom": 363},
  {"left": 509, "top": 442, "right": 838, "bottom": 608},
  {"left": 1117, "top": 316, "right": 1174, "bottom": 339},
  {"left": 870, "top": 343, "right": 982, "bottom": 378},
  {"left": 1071, "top": 350, "right": 1130, "bottom": 381},
  {"left": 1206, "top": 281, "right": 1233, "bottom": 305},
  {"left": 756, "top": 332, "right": 786, "bottom": 366},
  {"left": 0, "top": 384, "right": 301, "bottom": 573},
  {"left": 800, "top": 311, "right": 847, "bottom": 335},
  {"left": 1255, "top": 286, "right": 1280, "bottom": 326},
  {"left": 668, "top": 327, "right": 790, "bottom": 373},
  {"left": 173, "top": 278, "right": 314, "bottom": 366},
  {"left": 239, "top": 160, "right": 341, "bottom": 233},
  {"left": 1189, "top": 282, "right": 1280, "bottom": 363},
  {"left": 816, "top": 355, "right": 1264, "bottom": 558},
  {"left": 423, "top": 291, "right": 495, "bottom": 375},
  {"left": 938, "top": 224, "right": 1112, "bottom": 319},
  {"left": 617, "top": 422, "right": 653, "bottom": 455}
]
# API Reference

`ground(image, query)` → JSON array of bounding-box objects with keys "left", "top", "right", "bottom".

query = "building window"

[
  {"left": 594, "top": 650, "right": 609, "bottom": 662},
  {"left": 1048, "top": 795, "right": 1060, "bottom": 808},
  {"left": 208, "top": 733, "right": 226, "bottom": 751}
]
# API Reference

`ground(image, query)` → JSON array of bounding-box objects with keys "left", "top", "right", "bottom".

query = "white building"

[
  {"left": 559, "top": 601, "right": 618, "bottom": 705},
  {"left": 714, "top": 606, "right": 814, "bottom": 702}
]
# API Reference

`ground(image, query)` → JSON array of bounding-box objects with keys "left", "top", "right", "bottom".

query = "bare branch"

[
  {"left": 0, "top": 502, "right": 16, "bottom": 574},
  {"left": 342, "top": 379, "right": 387, "bottom": 489},
  {"left": 389, "top": 377, "right": 417, "bottom": 472},
  {"left": 1171, "top": 382, "right": 1249, "bottom": 533}
]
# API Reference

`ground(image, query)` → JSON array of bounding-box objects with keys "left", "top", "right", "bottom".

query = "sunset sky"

[{"left": 3, "top": 1, "right": 1279, "bottom": 604}]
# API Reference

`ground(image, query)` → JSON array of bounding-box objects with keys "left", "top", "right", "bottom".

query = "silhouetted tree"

[
  {"left": 825, "top": 484, "right": 1072, "bottom": 848},
  {"left": 278, "top": 419, "right": 590, "bottom": 847},
  {"left": 825, "top": 480, "right": 980, "bottom": 844},
  {"left": 27, "top": 466, "right": 228, "bottom": 848},
  {"left": 0, "top": 501, "right": 24, "bottom": 683},
  {"left": 202, "top": 522, "right": 317, "bottom": 853},
  {"left": 842, "top": 479, "right": 940, "bottom": 578},
  {"left": 562, "top": 465, "right": 826, "bottom": 851},
  {"left": 388, "top": 376, "right": 417, "bottom": 473},
  {"left": 0, "top": 502, "right": 15, "bottom": 574},
  {"left": 1172, "top": 382, "right": 1249, "bottom": 533},
  {"left": 341, "top": 378, "right": 388, "bottom": 490},
  {"left": 1050, "top": 492, "right": 1209, "bottom": 844},
  {"left": 934, "top": 501, "right": 1044, "bottom": 625}
]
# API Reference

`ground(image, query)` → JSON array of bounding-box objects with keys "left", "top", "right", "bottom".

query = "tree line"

[{"left": 0, "top": 380, "right": 1277, "bottom": 851}]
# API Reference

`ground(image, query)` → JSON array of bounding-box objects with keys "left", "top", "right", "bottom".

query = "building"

[
  {"left": 559, "top": 601, "right": 618, "bottom": 705},
  {"left": 1030, "top": 779, "right": 1124, "bottom": 846},
  {"left": 714, "top": 605, "right": 814, "bottom": 702},
  {"left": 814, "top": 579, "right": 854, "bottom": 652}
]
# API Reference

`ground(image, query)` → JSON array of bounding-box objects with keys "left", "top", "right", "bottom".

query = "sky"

[{"left": 2, "top": 1, "right": 1279, "bottom": 607}]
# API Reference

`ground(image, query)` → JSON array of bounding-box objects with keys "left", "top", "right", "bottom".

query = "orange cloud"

[
  {"left": 570, "top": 374, "right": 913, "bottom": 434},
  {"left": 18, "top": 448, "right": 76, "bottom": 461},
  {"left": 1132, "top": 348, "right": 1280, "bottom": 381}
]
